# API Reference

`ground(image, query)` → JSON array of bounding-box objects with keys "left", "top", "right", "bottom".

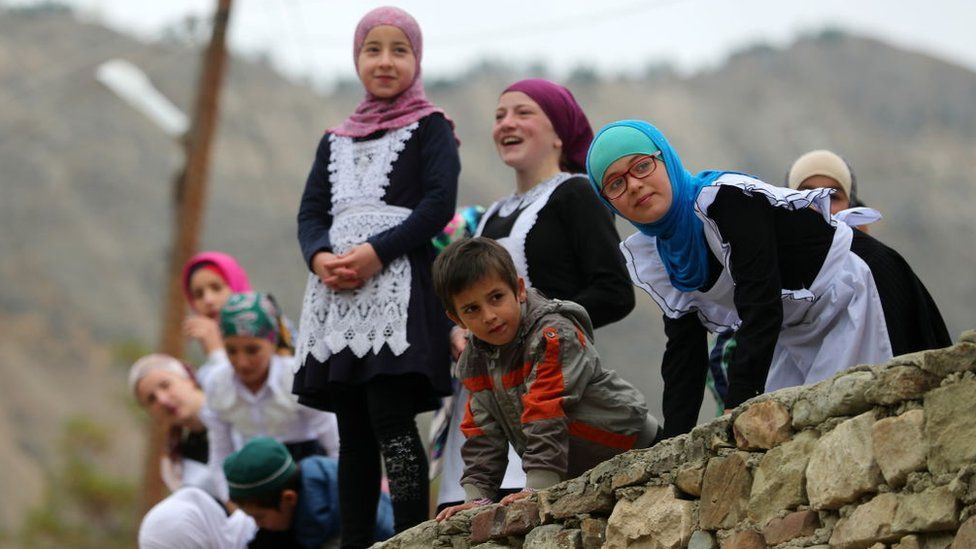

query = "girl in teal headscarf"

[{"left": 586, "top": 120, "right": 894, "bottom": 439}]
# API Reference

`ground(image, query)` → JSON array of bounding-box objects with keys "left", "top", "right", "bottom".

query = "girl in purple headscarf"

[
  {"left": 435, "top": 79, "right": 636, "bottom": 511},
  {"left": 293, "top": 6, "right": 459, "bottom": 544}
]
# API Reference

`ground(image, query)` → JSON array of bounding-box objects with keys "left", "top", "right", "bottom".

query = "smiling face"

[
  {"left": 357, "top": 25, "right": 417, "bottom": 99},
  {"left": 797, "top": 174, "right": 850, "bottom": 215},
  {"left": 135, "top": 369, "right": 204, "bottom": 426},
  {"left": 225, "top": 336, "right": 274, "bottom": 393},
  {"left": 448, "top": 273, "right": 526, "bottom": 347},
  {"left": 492, "top": 91, "right": 562, "bottom": 173},
  {"left": 602, "top": 154, "right": 673, "bottom": 224},
  {"left": 188, "top": 267, "right": 232, "bottom": 319}
]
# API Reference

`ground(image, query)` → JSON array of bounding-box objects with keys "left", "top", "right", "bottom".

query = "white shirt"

[{"left": 201, "top": 354, "right": 339, "bottom": 475}]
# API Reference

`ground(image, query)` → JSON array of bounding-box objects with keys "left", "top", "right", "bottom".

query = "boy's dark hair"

[
  {"left": 433, "top": 237, "right": 519, "bottom": 316},
  {"left": 231, "top": 464, "right": 302, "bottom": 510}
]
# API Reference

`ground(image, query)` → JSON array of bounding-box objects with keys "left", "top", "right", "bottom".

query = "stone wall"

[{"left": 378, "top": 332, "right": 976, "bottom": 549}]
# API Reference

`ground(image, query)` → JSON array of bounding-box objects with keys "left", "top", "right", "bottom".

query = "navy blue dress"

[{"left": 293, "top": 113, "right": 459, "bottom": 413}]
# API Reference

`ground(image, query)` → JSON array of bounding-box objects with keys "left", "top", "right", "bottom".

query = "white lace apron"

[
  {"left": 622, "top": 174, "right": 892, "bottom": 392},
  {"left": 296, "top": 123, "right": 418, "bottom": 366},
  {"left": 475, "top": 173, "right": 573, "bottom": 286}
]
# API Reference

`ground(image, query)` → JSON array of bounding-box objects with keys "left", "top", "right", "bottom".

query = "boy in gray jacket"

[{"left": 433, "top": 238, "right": 657, "bottom": 520}]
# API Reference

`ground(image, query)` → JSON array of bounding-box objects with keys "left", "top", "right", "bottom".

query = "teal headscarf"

[
  {"left": 219, "top": 292, "right": 280, "bottom": 344},
  {"left": 586, "top": 120, "right": 729, "bottom": 292}
]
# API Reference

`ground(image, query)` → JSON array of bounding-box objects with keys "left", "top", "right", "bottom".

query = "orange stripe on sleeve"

[
  {"left": 459, "top": 395, "right": 485, "bottom": 438},
  {"left": 569, "top": 421, "right": 638, "bottom": 450},
  {"left": 462, "top": 374, "right": 493, "bottom": 393},
  {"left": 521, "top": 327, "right": 566, "bottom": 423},
  {"left": 501, "top": 361, "right": 533, "bottom": 389}
]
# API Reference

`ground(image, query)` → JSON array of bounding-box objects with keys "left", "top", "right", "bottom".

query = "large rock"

[
  {"left": 762, "top": 510, "right": 820, "bottom": 545},
  {"left": 925, "top": 380, "right": 976, "bottom": 475},
  {"left": 524, "top": 524, "right": 583, "bottom": 549},
  {"left": 892, "top": 486, "right": 959, "bottom": 533},
  {"left": 748, "top": 430, "right": 818, "bottom": 524},
  {"left": 792, "top": 370, "right": 876, "bottom": 428},
  {"left": 700, "top": 452, "right": 753, "bottom": 530},
  {"left": 675, "top": 462, "right": 705, "bottom": 497},
  {"left": 719, "top": 530, "right": 766, "bottom": 549},
  {"left": 806, "top": 411, "right": 883, "bottom": 509},
  {"left": 604, "top": 485, "right": 695, "bottom": 549},
  {"left": 829, "top": 493, "right": 900, "bottom": 548},
  {"left": 891, "top": 343, "right": 976, "bottom": 377},
  {"left": 951, "top": 516, "right": 976, "bottom": 548},
  {"left": 872, "top": 409, "right": 927, "bottom": 487},
  {"left": 733, "top": 400, "right": 792, "bottom": 450},
  {"left": 865, "top": 366, "right": 939, "bottom": 405}
]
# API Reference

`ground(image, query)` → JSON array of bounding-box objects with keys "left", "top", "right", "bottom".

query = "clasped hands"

[{"left": 312, "top": 244, "right": 382, "bottom": 291}]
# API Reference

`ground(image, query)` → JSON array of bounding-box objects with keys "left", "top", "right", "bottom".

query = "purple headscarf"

[
  {"left": 503, "top": 78, "right": 594, "bottom": 173},
  {"left": 330, "top": 6, "right": 456, "bottom": 140}
]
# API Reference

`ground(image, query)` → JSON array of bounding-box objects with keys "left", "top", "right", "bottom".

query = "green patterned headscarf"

[{"left": 219, "top": 292, "right": 279, "bottom": 344}]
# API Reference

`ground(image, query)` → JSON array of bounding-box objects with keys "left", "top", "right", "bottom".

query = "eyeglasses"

[{"left": 601, "top": 153, "right": 662, "bottom": 200}]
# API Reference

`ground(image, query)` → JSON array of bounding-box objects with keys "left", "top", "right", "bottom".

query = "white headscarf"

[{"left": 138, "top": 487, "right": 256, "bottom": 549}]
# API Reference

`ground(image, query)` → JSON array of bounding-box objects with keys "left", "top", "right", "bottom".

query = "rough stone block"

[
  {"left": 925, "top": 380, "right": 976, "bottom": 475},
  {"left": 689, "top": 530, "right": 718, "bottom": 549},
  {"left": 828, "top": 493, "right": 900, "bottom": 548},
  {"left": 761, "top": 510, "right": 820, "bottom": 545},
  {"left": 719, "top": 530, "right": 766, "bottom": 549},
  {"left": 524, "top": 524, "right": 582, "bottom": 549},
  {"left": 470, "top": 506, "right": 505, "bottom": 544},
  {"left": 901, "top": 343, "right": 976, "bottom": 377},
  {"left": 700, "top": 452, "right": 752, "bottom": 529},
  {"left": 893, "top": 485, "right": 959, "bottom": 533},
  {"left": 675, "top": 463, "right": 705, "bottom": 497},
  {"left": 748, "top": 430, "right": 818, "bottom": 523},
  {"left": 604, "top": 485, "right": 695, "bottom": 549},
  {"left": 733, "top": 400, "right": 792, "bottom": 450},
  {"left": 610, "top": 462, "right": 651, "bottom": 490},
  {"left": 865, "top": 365, "right": 939, "bottom": 405},
  {"left": 389, "top": 519, "right": 441, "bottom": 548},
  {"left": 549, "top": 481, "right": 614, "bottom": 519},
  {"left": 873, "top": 409, "right": 927, "bottom": 487},
  {"left": 951, "top": 515, "right": 976, "bottom": 548},
  {"left": 792, "top": 371, "right": 876, "bottom": 428},
  {"left": 807, "top": 411, "right": 883, "bottom": 509},
  {"left": 579, "top": 517, "right": 606, "bottom": 549},
  {"left": 896, "top": 533, "right": 956, "bottom": 549},
  {"left": 501, "top": 499, "right": 542, "bottom": 537}
]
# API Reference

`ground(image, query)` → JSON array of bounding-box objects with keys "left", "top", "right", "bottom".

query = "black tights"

[{"left": 330, "top": 375, "right": 429, "bottom": 549}]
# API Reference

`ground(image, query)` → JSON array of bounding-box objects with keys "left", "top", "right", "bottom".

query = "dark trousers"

[{"left": 330, "top": 374, "right": 429, "bottom": 549}]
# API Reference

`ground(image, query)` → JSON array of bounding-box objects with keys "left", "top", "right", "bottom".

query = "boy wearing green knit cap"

[{"left": 223, "top": 436, "right": 394, "bottom": 547}]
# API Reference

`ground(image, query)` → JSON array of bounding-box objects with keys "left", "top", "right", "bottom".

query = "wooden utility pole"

[{"left": 141, "top": 0, "right": 233, "bottom": 513}]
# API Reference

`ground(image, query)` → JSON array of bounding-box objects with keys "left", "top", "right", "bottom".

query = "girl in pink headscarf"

[
  {"left": 182, "top": 251, "right": 253, "bottom": 385},
  {"left": 293, "top": 6, "right": 459, "bottom": 544}
]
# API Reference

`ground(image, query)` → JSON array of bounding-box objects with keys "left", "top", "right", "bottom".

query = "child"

[
  {"left": 222, "top": 437, "right": 394, "bottom": 549},
  {"left": 585, "top": 121, "right": 895, "bottom": 438},
  {"left": 432, "top": 238, "right": 656, "bottom": 520},
  {"left": 182, "top": 251, "right": 252, "bottom": 386},
  {"left": 129, "top": 353, "right": 226, "bottom": 500},
  {"left": 138, "top": 486, "right": 257, "bottom": 549},
  {"left": 183, "top": 252, "right": 296, "bottom": 388},
  {"left": 291, "top": 6, "right": 459, "bottom": 544},
  {"left": 203, "top": 292, "right": 339, "bottom": 483}
]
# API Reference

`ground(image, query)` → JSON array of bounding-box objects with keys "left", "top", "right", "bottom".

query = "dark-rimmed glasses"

[{"left": 601, "top": 153, "right": 662, "bottom": 200}]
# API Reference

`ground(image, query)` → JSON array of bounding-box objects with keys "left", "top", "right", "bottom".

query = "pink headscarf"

[
  {"left": 181, "top": 251, "right": 252, "bottom": 304},
  {"left": 330, "top": 6, "right": 456, "bottom": 139}
]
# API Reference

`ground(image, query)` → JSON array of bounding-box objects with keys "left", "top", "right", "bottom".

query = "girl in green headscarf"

[{"left": 201, "top": 292, "right": 340, "bottom": 483}]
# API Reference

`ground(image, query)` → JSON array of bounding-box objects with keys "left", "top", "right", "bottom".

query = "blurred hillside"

[{"left": 1, "top": 5, "right": 974, "bottom": 540}]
